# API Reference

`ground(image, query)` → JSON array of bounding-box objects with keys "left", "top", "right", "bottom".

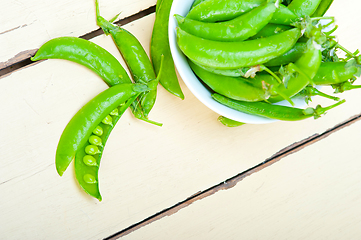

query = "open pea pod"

[
  {"left": 55, "top": 83, "right": 148, "bottom": 177},
  {"left": 74, "top": 94, "right": 138, "bottom": 201}
]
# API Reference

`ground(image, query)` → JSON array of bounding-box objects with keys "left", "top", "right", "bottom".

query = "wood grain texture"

[
  {"left": 121, "top": 119, "right": 361, "bottom": 240},
  {"left": 0, "top": 1, "right": 361, "bottom": 239},
  {"left": 0, "top": 0, "right": 156, "bottom": 67},
  {"left": 106, "top": 113, "right": 361, "bottom": 239}
]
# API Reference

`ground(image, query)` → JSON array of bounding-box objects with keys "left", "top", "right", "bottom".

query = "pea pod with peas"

[
  {"left": 55, "top": 83, "right": 150, "bottom": 177},
  {"left": 55, "top": 52, "right": 163, "bottom": 200},
  {"left": 31, "top": 0, "right": 171, "bottom": 200},
  {"left": 31, "top": 0, "right": 361, "bottom": 199},
  {"left": 74, "top": 92, "right": 139, "bottom": 200}
]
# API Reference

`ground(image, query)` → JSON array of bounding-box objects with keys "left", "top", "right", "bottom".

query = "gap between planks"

[
  {"left": 104, "top": 113, "right": 361, "bottom": 240},
  {"left": 0, "top": 5, "right": 156, "bottom": 78}
]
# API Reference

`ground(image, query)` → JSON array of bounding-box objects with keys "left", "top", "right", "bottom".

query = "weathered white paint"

[
  {"left": 1, "top": 0, "right": 361, "bottom": 239},
  {"left": 123, "top": 119, "right": 361, "bottom": 240},
  {"left": 0, "top": 0, "right": 156, "bottom": 65}
]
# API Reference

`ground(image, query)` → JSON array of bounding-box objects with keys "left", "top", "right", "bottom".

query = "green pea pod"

[
  {"left": 288, "top": 0, "right": 322, "bottom": 17},
  {"left": 218, "top": 116, "right": 245, "bottom": 127},
  {"left": 265, "top": 42, "right": 307, "bottom": 67},
  {"left": 31, "top": 36, "right": 131, "bottom": 86},
  {"left": 186, "top": 0, "right": 298, "bottom": 25},
  {"left": 155, "top": 0, "right": 163, "bottom": 13},
  {"left": 175, "top": 2, "right": 277, "bottom": 42},
  {"left": 269, "top": 40, "right": 322, "bottom": 103},
  {"left": 250, "top": 23, "right": 292, "bottom": 39},
  {"left": 74, "top": 93, "right": 138, "bottom": 201},
  {"left": 191, "top": 59, "right": 294, "bottom": 79},
  {"left": 270, "top": 4, "right": 299, "bottom": 25},
  {"left": 212, "top": 93, "right": 345, "bottom": 121},
  {"left": 177, "top": 27, "right": 301, "bottom": 69},
  {"left": 96, "top": 0, "right": 157, "bottom": 119},
  {"left": 245, "top": 73, "right": 282, "bottom": 96},
  {"left": 189, "top": 60, "right": 271, "bottom": 102},
  {"left": 312, "top": 0, "right": 334, "bottom": 17},
  {"left": 190, "top": 60, "right": 248, "bottom": 77},
  {"left": 186, "top": 0, "right": 265, "bottom": 22},
  {"left": 313, "top": 62, "right": 360, "bottom": 85},
  {"left": 151, "top": 0, "right": 184, "bottom": 100},
  {"left": 190, "top": 0, "right": 205, "bottom": 10},
  {"left": 55, "top": 83, "right": 148, "bottom": 176},
  {"left": 190, "top": 61, "right": 282, "bottom": 96}
]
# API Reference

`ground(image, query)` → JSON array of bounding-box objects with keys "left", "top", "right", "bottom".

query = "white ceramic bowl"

[{"left": 168, "top": 0, "right": 307, "bottom": 124}]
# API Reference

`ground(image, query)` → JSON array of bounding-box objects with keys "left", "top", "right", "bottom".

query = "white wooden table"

[{"left": 1, "top": 0, "right": 361, "bottom": 239}]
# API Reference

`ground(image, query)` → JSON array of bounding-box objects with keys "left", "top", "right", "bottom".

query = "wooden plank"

[
  {"left": 1, "top": 1, "right": 361, "bottom": 239},
  {"left": 106, "top": 114, "right": 361, "bottom": 239},
  {"left": 0, "top": 0, "right": 155, "bottom": 68},
  {"left": 120, "top": 118, "right": 361, "bottom": 240}
]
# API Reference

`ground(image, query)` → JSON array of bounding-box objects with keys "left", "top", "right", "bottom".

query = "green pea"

[
  {"left": 92, "top": 125, "right": 103, "bottom": 136},
  {"left": 83, "top": 174, "right": 97, "bottom": 184},
  {"left": 110, "top": 108, "right": 119, "bottom": 116},
  {"left": 89, "top": 135, "right": 102, "bottom": 146},
  {"left": 85, "top": 145, "right": 100, "bottom": 155},
  {"left": 83, "top": 155, "right": 98, "bottom": 167},
  {"left": 54, "top": 83, "right": 143, "bottom": 177},
  {"left": 102, "top": 115, "right": 113, "bottom": 126}
]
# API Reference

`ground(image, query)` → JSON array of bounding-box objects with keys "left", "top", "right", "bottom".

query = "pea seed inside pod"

[
  {"left": 83, "top": 174, "right": 97, "bottom": 184},
  {"left": 83, "top": 155, "right": 98, "bottom": 167},
  {"left": 110, "top": 108, "right": 119, "bottom": 116},
  {"left": 92, "top": 125, "right": 103, "bottom": 136},
  {"left": 89, "top": 135, "right": 102, "bottom": 146},
  {"left": 85, "top": 145, "right": 101, "bottom": 155},
  {"left": 102, "top": 115, "right": 113, "bottom": 126}
]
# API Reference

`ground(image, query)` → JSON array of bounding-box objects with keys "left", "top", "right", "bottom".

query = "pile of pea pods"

[
  {"left": 31, "top": 0, "right": 182, "bottom": 201},
  {"left": 176, "top": 0, "right": 361, "bottom": 126}
]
